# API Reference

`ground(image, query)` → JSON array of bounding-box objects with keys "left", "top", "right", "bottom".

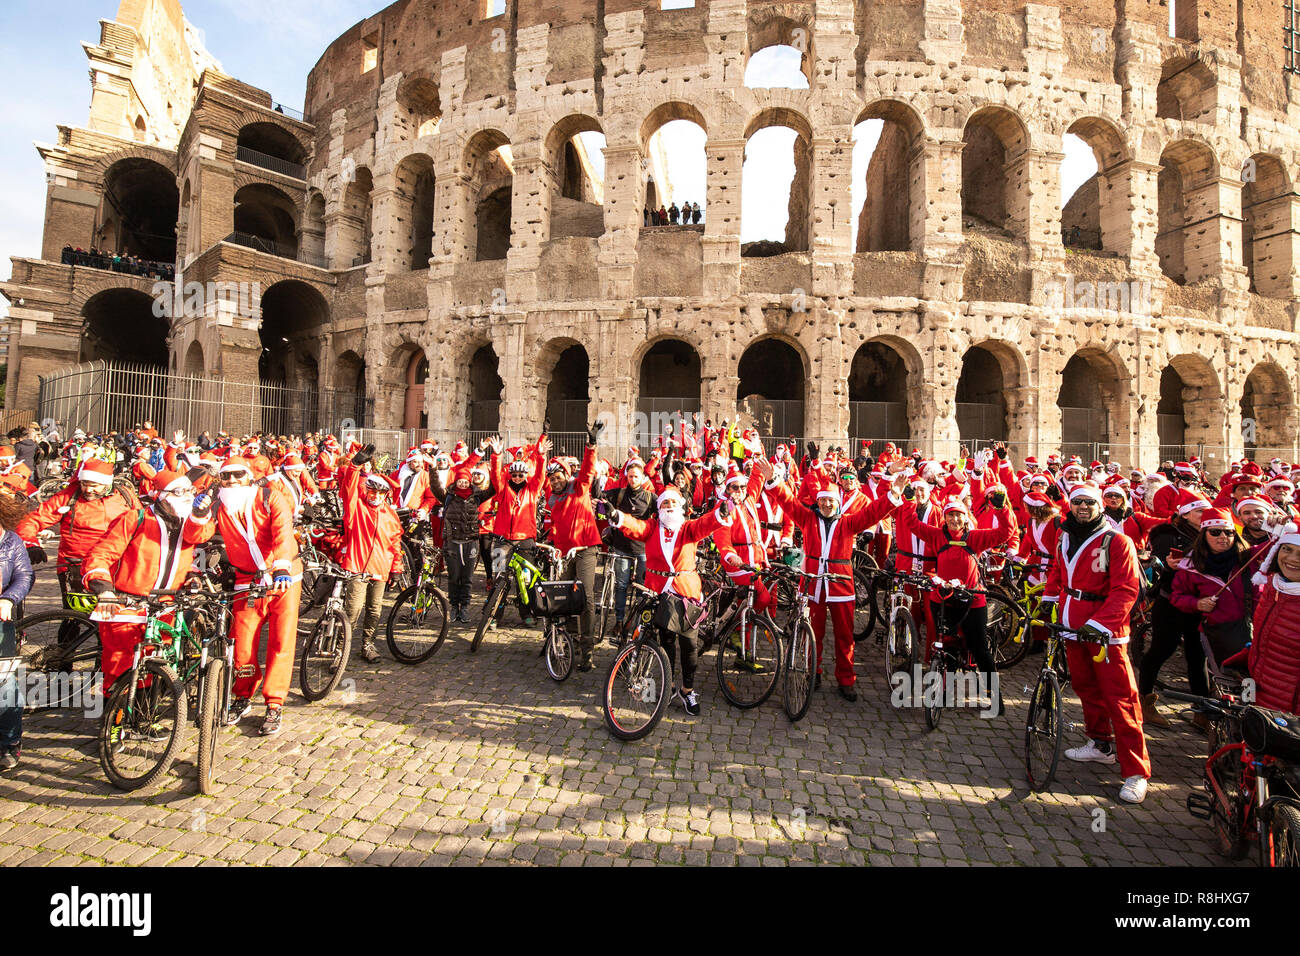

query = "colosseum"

[{"left": 5, "top": 0, "right": 1300, "bottom": 470}]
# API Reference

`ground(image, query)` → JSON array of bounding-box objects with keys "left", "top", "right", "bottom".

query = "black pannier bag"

[
  {"left": 652, "top": 591, "right": 707, "bottom": 636},
  {"left": 1242, "top": 706, "right": 1300, "bottom": 762},
  {"left": 533, "top": 580, "right": 586, "bottom": 618}
]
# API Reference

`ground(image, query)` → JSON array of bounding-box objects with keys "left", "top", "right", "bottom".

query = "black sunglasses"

[{"left": 1205, "top": 529, "right": 1233, "bottom": 538}]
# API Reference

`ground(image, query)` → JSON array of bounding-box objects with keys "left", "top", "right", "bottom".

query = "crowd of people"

[
  {"left": 59, "top": 245, "right": 176, "bottom": 280},
  {"left": 644, "top": 201, "right": 702, "bottom": 226},
  {"left": 2, "top": 414, "right": 1299, "bottom": 816}
]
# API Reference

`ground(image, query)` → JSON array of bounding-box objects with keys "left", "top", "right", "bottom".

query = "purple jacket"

[
  {"left": 1170, "top": 552, "right": 1260, "bottom": 626},
  {"left": 0, "top": 529, "right": 33, "bottom": 606}
]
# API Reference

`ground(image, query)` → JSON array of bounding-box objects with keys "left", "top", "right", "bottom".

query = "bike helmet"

[{"left": 508, "top": 460, "right": 529, "bottom": 478}]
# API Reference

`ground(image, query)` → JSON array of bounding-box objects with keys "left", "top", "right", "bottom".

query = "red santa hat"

[
  {"left": 280, "top": 454, "right": 306, "bottom": 471},
  {"left": 1176, "top": 488, "right": 1211, "bottom": 516},
  {"left": 78, "top": 458, "right": 114, "bottom": 486},
  {"left": 1266, "top": 477, "right": 1296, "bottom": 494},
  {"left": 1022, "top": 492, "right": 1051, "bottom": 509},
  {"left": 1174, "top": 461, "right": 1198, "bottom": 479},
  {"left": 942, "top": 497, "right": 971, "bottom": 516},
  {"left": 150, "top": 469, "right": 191, "bottom": 495},
  {"left": 1199, "top": 508, "right": 1233, "bottom": 531},
  {"left": 1234, "top": 496, "right": 1273, "bottom": 514},
  {"left": 1067, "top": 484, "right": 1104, "bottom": 506},
  {"left": 219, "top": 457, "right": 253, "bottom": 477}
]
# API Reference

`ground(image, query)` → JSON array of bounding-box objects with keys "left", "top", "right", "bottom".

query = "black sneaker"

[
  {"left": 259, "top": 707, "right": 283, "bottom": 737},
  {"left": 0, "top": 748, "right": 17, "bottom": 772},
  {"left": 813, "top": 674, "right": 822, "bottom": 692},
  {"left": 677, "top": 689, "right": 701, "bottom": 716},
  {"left": 226, "top": 697, "right": 252, "bottom": 727},
  {"left": 837, "top": 684, "right": 858, "bottom": 703}
]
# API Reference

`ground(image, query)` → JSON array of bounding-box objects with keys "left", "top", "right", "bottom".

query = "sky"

[{"left": 0, "top": 1, "right": 1096, "bottom": 317}]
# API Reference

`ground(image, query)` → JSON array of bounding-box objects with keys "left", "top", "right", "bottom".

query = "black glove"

[
  {"left": 353, "top": 444, "right": 374, "bottom": 467},
  {"left": 807, "top": 441, "right": 819, "bottom": 461},
  {"left": 87, "top": 578, "right": 113, "bottom": 596},
  {"left": 988, "top": 491, "right": 1007, "bottom": 510},
  {"left": 25, "top": 544, "right": 47, "bottom": 566},
  {"left": 586, "top": 420, "right": 603, "bottom": 446},
  {"left": 1077, "top": 623, "right": 1108, "bottom": 645},
  {"left": 717, "top": 497, "right": 733, "bottom": 519},
  {"left": 902, "top": 484, "right": 915, "bottom": 501},
  {"left": 995, "top": 446, "right": 1007, "bottom": 460}
]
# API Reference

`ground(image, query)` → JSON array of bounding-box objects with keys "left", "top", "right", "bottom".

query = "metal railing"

[
  {"left": 37, "top": 361, "right": 366, "bottom": 438},
  {"left": 236, "top": 146, "right": 306, "bottom": 180},
  {"left": 271, "top": 102, "right": 303, "bottom": 121},
  {"left": 223, "top": 232, "right": 325, "bottom": 268}
]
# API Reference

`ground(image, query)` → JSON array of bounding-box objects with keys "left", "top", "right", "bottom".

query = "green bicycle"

[
  {"left": 471, "top": 540, "right": 555, "bottom": 653},
  {"left": 384, "top": 536, "right": 450, "bottom": 664}
]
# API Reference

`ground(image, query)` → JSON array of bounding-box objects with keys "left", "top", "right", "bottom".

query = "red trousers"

[
  {"left": 231, "top": 582, "right": 302, "bottom": 707},
  {"left": 99, "top": 621, "right": 146, "bottom": 692},
  {"left": 729, "top": 573, "right": 772, "bottom": 613},
  {"left": 1064, "top": 639, "right": 1151, "bottom": 779},
  {"left": 808, "top": 599, "right": 856, "bottom": 687}
]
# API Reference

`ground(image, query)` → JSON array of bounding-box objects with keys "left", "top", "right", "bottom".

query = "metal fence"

[
  {"left": 38, "top": 361, "right": 367, "bottom": 438},
  {"left": 236, "top": 145, "right": 306, "bottom": 180}
]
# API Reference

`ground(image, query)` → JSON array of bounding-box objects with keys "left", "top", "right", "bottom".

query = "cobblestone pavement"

[{"left": 0, "top": 563, "right": 1243, "bottom": 867}]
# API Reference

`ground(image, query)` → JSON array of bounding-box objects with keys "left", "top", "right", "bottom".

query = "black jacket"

[
  {"left": 429, "top": 472, "right": 494, "bottom": 544},
  {"left": 603, "top": 483, "right": 654, "bottom": 555}
]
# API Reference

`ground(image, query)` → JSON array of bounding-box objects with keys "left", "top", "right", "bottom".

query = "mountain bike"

[
  {"left": 596, "top": 551, "right": 638, "bottom": 645},
  {"left": 299, "top": 561, "right": 367, "bottom": 702},
  {"left": 702, "top": 565, "right": 783, "bottom": 709},
  {"left": 918, "top": 579, "right": 1001, "bottom": 731},
  {"left": 472, "top": 540, "right": 554, "bottom": 652},
  {"left": 384, "top": 536, "right": 449, "bottom": 665},
  {"left": 766, "top": 565, "right": 854, "bottom": 723},
  {"left": 15, "top": 592, "right": 101, "bottom": 712},
  {"left": 601, "top": 583, "right": 673, "bottom": 741},
  {"left": 873, "top": 569, "right": 930, "bottom": 693},
  {"left": 535, "top": 543, "right": 589, "bottom": 682}
]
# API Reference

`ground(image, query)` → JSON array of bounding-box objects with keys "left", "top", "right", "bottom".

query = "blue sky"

[{"left": 0, "top": 2, "right": 1094, "bottom": 314}]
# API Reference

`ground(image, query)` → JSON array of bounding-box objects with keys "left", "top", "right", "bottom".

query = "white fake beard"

[
  {"left": 659, "top": 510, "right": 685, "bottom": 532},
  {"left": 219, "top": 485, "right": 256, "bottom": 513},
  {"left": 158, "top": 493, "right": 194, "bottom": 521}
]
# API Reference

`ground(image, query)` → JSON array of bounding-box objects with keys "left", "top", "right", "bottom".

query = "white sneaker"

[
  {"left": 1119, "top": 775, "right": 1149, "bottom": 803},
  {"left": 1064, "top": 739, "right": 1117, "bottom": 764}
]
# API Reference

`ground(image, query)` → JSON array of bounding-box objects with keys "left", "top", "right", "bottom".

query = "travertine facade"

[{"left": 6, "top": 0, "right": 1300, "bottom": 469}]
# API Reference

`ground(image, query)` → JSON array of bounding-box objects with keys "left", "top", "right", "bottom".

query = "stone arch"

[
  {"left": 1057, "top": 346, "right": 1132, "bottom": 459},
  {"left": 301, "top": 189, "right": 326, "bottom": 265},
  {"left": 183, "top": 340, "right": 204, "bottom": 376},
  {"left": 536, "top": 338, "right": 592, "bottom": 432},
  {"left": 545, "top": 115, "right": 606, "bottom": 239},
  {"left": 393, "top": 153, "right": 436, "bottom": 270},
  {"left": 258, "top": 280, "right": 329, "bottom": 386},
  {"left": 236, "top": 121, "right": 307, "bottom": 171},
  {"left": 1240, "top": 361, "right": 1296, "bottom": 458},
  {"left": 637, "top": 337, "right": 703, "bottom": 442},
  {"left": 736, "top": 335, "right": 806, "bottom": 436},
  {"left": 741, "top": 107, "right": 814, "bottom": 254},
  {"left": 96, "top": 157, "right": 179, "bottom": 262},
  {"left": 1156, "top": 57, "right": 1217, "bottom": 123},
  {"left": 232, "top": 110, "right": 312, "bottom": 158},
  {"left": 640, "top": 102, "right": 709, "bottom": 153},
  {"left": 396, "top": 73, "right": 441, "bottom": 139},
  {"left": 463, "top": 129, "right": 513, "bottom": 260},
  {"left": 745, "top": 10, "right": 814, "bottom": 88},
  {"left": 956, "top": 339, "right": 1029, "bottom": 445},
  {"left": 337, "top": 165, "right": 374, "bottom": 267},
  {"left": 233, "top": 182, "right": 299, "bottom": 258},
  {"left": 468, "top": 342, "right": 505, "bottom": 433},
  {"left": 1062, "top": 116, "right": 1131, "bottom": 254},
  {"left": 847, "top": 336, "right": 922, "bottom": 447},
  {"left": 1157, "top": 139, "right": 1222, "bottom": 285},
  {"left": 855, "top": 99, "right": 926, "bottom": 253},
  {"left": 640, "top": 103, "right": 709, "bottom": 220},
  {"left": 1158, "top": 353, "right": 1224, "bottom": 455},
  {"left": 80, "top": 287, "right": 169, "bottom": 366},
  {"left": 962, "top": 106, "right": 1032, "bottom": 240},
  {"left": 1242, "top": 153, "right": 1295, "bottom": 299}
]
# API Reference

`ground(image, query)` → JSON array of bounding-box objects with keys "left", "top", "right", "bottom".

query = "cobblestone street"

[{"left": 0, "top": 568, "right": 1242, "bottom": 867}]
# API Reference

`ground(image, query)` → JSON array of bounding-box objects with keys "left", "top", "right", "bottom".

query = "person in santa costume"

[
  {"left": 266, "top": 453, "right": 319, "bottom": 516},
  {"left": 81, "top": 468, "right": 216, "bottom": 693},
  {"left": 192, "top": 457, "right": 301, "bottom": 735},
  {"left": 1042, "top": 484, "right": 1150, "bottom": 803},
  {"left": 338, "top": 444, "right": 405, "bottom": 663},
  {"left": 606, "top": 485, "right": 735, "bottom": 716},
  {"left": 715, "top": 467, "right": 774, "bottom": 623},
  {"left": 1101, "top": 484, "right": 1162, "bottom": 551},
  {"left": 1249, "top": 529, "right": 1300, "bottom": 713},
  {"left": 762, "top": 458, "right": 908, "bottom": 700},
  {"left": 1015, "top": 491, "right": 1060, "bottom": 653}
]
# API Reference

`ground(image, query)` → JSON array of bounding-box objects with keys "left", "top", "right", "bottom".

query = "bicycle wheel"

[
  {"left": 36, "top": 477, "right": 66, "bottom": 502},
  {"left": 1262, "top": 803, "right": 1300, "bottom": 868},
  {"left": 716, "top": 613, "right": 782, "bottom": 709},
  {"left": 299, "top": 609, "right": 352, "bottom": 702},
  {"left": 385, "top": 585, "right": 449, "bottom": 664},
  {"left": 99, "top": 660, "right": 186, "bottom": 792},
  {"left": 471, "top": 577, "right": 507, "bottom": 653},
  {"left": 853, "top": 566, "right": 878, "bottom": 643},
  {"left": 883, "top": 607, "right": 921, "bottom": 690},
  {"left": 986, "top": 589, "right": 1029, "bottom": 670},
  {"left": 1208, "top": 747, "right": 1249, "bottom": 860},
  {"left": 923, "top": 652, "right": 946, "bottom": 731},
  {"left": 1129, "top": 619, "right": 1150, "bottom": 672},
  {"left": 602, "top": 632, "right": 671, "bottom": 741},
  {"left": 16, "top": 610, "right": 101, "bottom": 711},
  {"left": 1024, "top": 669, "right": 1064, "bottom": 791},
  {"left": 544, "top": 623, "right": 574, "bottom": 682},
  {"left": 195, "top": 657, "right": 226, "bottom": 795},
  {"left": 782, "top": 620, "right": 816, "bottom": 723}
]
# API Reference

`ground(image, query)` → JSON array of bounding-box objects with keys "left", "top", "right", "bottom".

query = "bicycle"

[
  {"left": 918, "top": 579, "right": 1002, "bottom": 731},
  {"left": 472, "top": 540, "right": 555, "bottom": 653},
  {"left": 873, "top": 569, "right": 931, "bottom": 693},
  {"left": 979, "top": 551, "right": 1031, "bottom": 668},
  {"left": 14, "top": 592, "right": 101, "bottom": 712},
  {"left": 96, "top": 588, "right": 212, "bottom": 791},
  {"left": 703, "top": 565, "right": 784, "bottom": 709},
  {"left": 601, "top": 583, "right": 674, "bottom": 741},
  {"left": 535, "top": 543, "right": 589, "bottom": 682},
  {"left": 384, "top": 536, "right": 450, "bottom": 665},
  {"left": 595, "top": 551, "right": 639, "bottom": 645},
  {"left": 1023, "top": 620, "right": 1075, "bottom": 791},
  {"left": 767, "top": 565, "right": 854, "bottom": 723},
  {"left": 299, "top": 561, "right": 368, "bottom": 702}
]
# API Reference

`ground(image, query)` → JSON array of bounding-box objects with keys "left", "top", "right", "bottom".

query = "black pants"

[
  {"left": 659, "top": 627, "right": 699, "bottom": 690},
  {"left": 1140, "top": 594, "right": 1207, "bottom": 697},
  {"left": 935, "top": 599, "right": 999, "bottom": 698},
  {"left": 563, "top": 547, "right": 599, "bottom": 654},
  {"left": 478, "top": 533, "right": 494, "bottom": 581},
  {"left": 445, "top": 539, "right": 479, "bottom": 608}
]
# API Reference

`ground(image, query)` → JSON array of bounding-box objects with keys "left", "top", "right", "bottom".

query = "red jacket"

[
  {"left": 82, "top": 506, "right": 215, "bottom": 609},
  {"left": 492, "top": 438, "right": 544, "bottom": 540},
  {"left": 1044, "top": 522, "right": 1140, "bottom": 643},
  {"left": 1251, "top": 577, "right": 1300, "bottom": 713},
  {"left": 338, "top": 460, "right": 404, "bottom": 579},
  {"left": 544, "top": 445, "right": 602, "bottom": 554},
  {"left": 16, "top": 481, "right": 140, "bottom": 571},
  {"left": 616, "top": 503, "right": 729, "bottom": 601},
  {"left": 206, "top": 481, "right": 301, "bottom": 583},
  {"left": 1104, "top": 509, "right": 1163, "bottom": 550},
  {"left": 897, "top": 503, "right": 1014, "bottom": 607},
  {"left": 766, "top": 481, "right": 899, "bottom": 603},
  {"left": 715, "top": 471, "right": 768, "bottom": 577}
]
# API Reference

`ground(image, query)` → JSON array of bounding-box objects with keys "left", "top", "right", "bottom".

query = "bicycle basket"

[
  {"left": 65, "top": 592, "right": 99, "bottom": 614},
  {"left": 533, "top": 580, "right": 586, "bottom": 617},
  {"left": 1242, "top": 707, "right": 1300, "bottom": 762}
]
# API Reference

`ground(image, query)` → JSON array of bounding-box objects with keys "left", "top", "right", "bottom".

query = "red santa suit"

[
  {"left": 1043, "top": 509, "right": 1148, "bottom": 780},
  {"left": 766, "top": 481, "right": 901, "bottom": 688},
  {"left": 714, "top": 471, "right": 772, "bottom": 612},
  {"left": 203, "top": 462, "right": 302, "bottom": 708}
]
